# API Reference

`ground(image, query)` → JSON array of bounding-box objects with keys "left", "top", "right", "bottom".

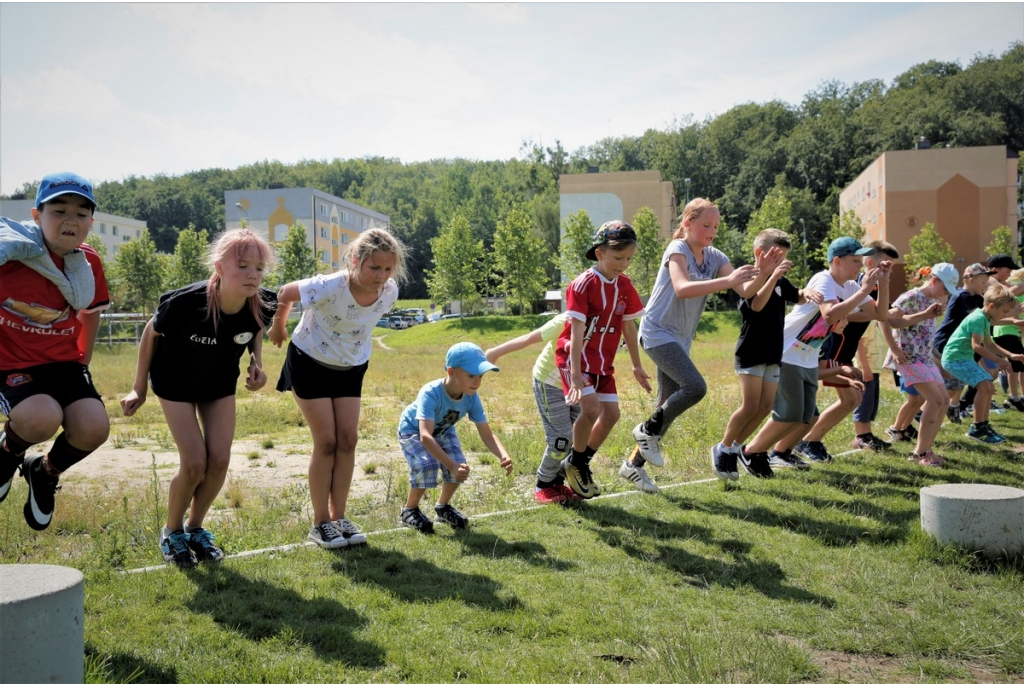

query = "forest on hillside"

[{"left": 5, "top": 43, "right": 1022, "bottom": 299}]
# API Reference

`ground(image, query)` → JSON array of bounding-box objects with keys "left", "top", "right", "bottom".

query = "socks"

[
  {"left": 1, "top": 421, "right": 33, "bottom": 458},
  {"left": 720, "top": 441, "right": 739, "bottom": 454},
  {"left": 642, "top": 407, "right": 665, "bottom": 437},
  {"left": 46, "top": 432, "right": 92, "bottom": 473}
]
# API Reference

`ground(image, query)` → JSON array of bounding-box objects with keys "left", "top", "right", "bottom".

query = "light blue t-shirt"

[
  {"left": 398, "top": 378, "right": 487, "bottom": 437},
  {"left": 639, "top": 239, "right": 730, "bottom": 352}
]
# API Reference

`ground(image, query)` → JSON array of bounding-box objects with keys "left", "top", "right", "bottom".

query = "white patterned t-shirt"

[{"left": 290, "top": 271, "right": 398, "bottom": 367}]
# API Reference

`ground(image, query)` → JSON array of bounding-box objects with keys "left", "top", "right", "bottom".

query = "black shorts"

[
  {"left": 994, "top": 335, "right": 1024, "bottom": 373},
  {"left": 276, "top": 342, "right": 368, "bottom": 400},
  {"left": 0, "top": 361, "right": 102, "bottom": 415}
]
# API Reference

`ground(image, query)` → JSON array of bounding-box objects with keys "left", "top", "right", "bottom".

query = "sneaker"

[
  {"left": 309, "top": 521, "right": 349, "bottom": 548},
  {"left": 767, "top": 450, "right": 793, "bottom": 469},
  {"left": 853, "top": 434, "right": 892, "bottom": 451},
  {"left": 916, "top": 450, "right": 944, "bottom": 467},
  {"left": 710, "top": 443, "right": 731, "bottom": 481},
  {"left": 22, "top": 455, "right": 60, "bottom": 531},
  {"left": 186, "top": 527, "right": 225, "bottom": 562},
  {"left": 1009, "top": 397, "right": 1024, "bottom": 413},
  {"left": 771, "top": 450, "right": 811, "bottom": 471},
  {"left": 903, "top": 424, "right": 919, "bottom": 440},
  {"left": 966, "top": 424, "right": 1005, "bottom": 444},
  {"left": 0, "top": 438, "right": 21, "bottom": 504},
  {"left": 160, "top": 529, "right": 198, "bottom": 568},
  {"left": 334, "top": 518, "right": 368, "bottom": 545},
  {"left": 946, "top": 405, "right": 962, "bottom": 424},
  {"left": 619, "top": 460, "right": 659, "bottom": 493},
  {"left": 962, "top": 404, "right": 974, "bottom": 417},
  {"left": 885, "top": 426, "right": 911, "bottom": 442},
  {"left": 434, "top": 503, "right": 469, "bottom": 529},
  {"left": 632, "top": 423, "right": 664, "bottom": 467},
  {"left": 794, "top": 440, "right": 832, "bottom": 463},
  {"left": 400, "top": 507, "right": 435, "bottom": 534},
  {"left": 738, "top": 448, "right": 774, "bottom": 479},
  {"left": 534, "top": 486, "right": 568, "bottom": 505},
  {"left": 562, "top": 457, "right": 598, "bottom": 499}
]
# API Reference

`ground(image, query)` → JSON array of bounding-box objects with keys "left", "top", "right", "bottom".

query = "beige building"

[
  {"left": 840, "top": 145, "right": 1019, "bottom": 289},
  {"left": 559, "top": 170, "right": 677, "bottom": 240},
  {"left": 0, "top": 199, "right": 148, "bottom": 259}
]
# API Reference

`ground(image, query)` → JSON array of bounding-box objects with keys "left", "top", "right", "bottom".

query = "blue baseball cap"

[
  {"left": 827, "top": 236, "right": 874, "bottom": 262},
  {"left": 445, "top": 342, "right": 499, "bottom": 375},
  {"left": 35, "top": 172, "right": 96, "bottom": 210}
]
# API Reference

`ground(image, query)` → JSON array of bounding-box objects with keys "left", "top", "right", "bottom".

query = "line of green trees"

[{"left": 8, "top": 43, "right": 1022, "bottom": 305}]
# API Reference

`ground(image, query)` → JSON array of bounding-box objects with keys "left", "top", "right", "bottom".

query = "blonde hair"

[
  {"left": 672, "top": 198, "right": 718, "bottom": 240},
  {"left": 984, "top": 282, "right": 1017, "bottom": 309},
  {"left": 205, "top": 228, "right": 275, "bottom": 330},
  {"left": 342, "top": 227, "right": 409, "bottom": 285},
  {"left": 1009, "top": 268, "right": 1024, "bottom": 285},
  {"left": 753, "top": 228, "right": 791, "bottom": 252}
]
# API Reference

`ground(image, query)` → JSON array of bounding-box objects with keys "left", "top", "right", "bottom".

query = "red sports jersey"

[
  {"left": 555, "top": 268, "right": 644, "bottom": 377},
  {"left": 0, "top": 244, "right": 110, "bottom": 370}
]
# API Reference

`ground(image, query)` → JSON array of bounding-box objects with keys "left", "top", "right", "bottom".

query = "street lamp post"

[
  {"left": 235, "top": 202, "right": 249, "bottom": 228},
  {"left": 799, "top": 218, "right": 807, "bottom": 274},
  {"left": 684, "top": 178, "right": 691, "bottom": 205}
]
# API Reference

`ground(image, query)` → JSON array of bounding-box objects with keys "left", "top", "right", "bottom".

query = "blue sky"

[{"left": 1, "top": 2, "right": 1021, "bottom": 195}]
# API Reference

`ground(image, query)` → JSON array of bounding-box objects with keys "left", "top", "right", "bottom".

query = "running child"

[
  {"left": 740, "top": 237, "right": 887, "bottom": 477},
  {"left": 0, "top": 172, "right": 111, "bottom": 531},
  {"left": 485, "top": 313, "right": 591, "bottom": 501},
  {"left": 712, "top": 229, "right": 821, "bottom": 479},
  {"left": 940, "top": 282, "right": 1024, "bottom": 444},
  {"left": 990, "top": 267, "right": 1024, "bottom": 412},
  {"left": 397, "top": 343, "right": 513, "bottom": 533},
  {"left": 556, "top": 221, "right": 653, "bottom": 498},
  {"left": 885, "top": 263, "right": 957, "bottom": 466},
  {"left": 628, "top": 200, "right": 758, "bottom": 485},
  {"left": 121, "top": 228, "right": 276, "bottom": 567},
  {"left": 269, "top": 228, "right": 407, "bottom": 549}
]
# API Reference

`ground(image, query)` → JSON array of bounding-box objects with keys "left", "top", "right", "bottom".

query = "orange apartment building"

[{"left": 840, "top": 144, "right": 1020, "bottom": 292}]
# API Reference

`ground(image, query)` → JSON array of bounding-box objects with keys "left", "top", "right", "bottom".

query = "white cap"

[{"left": 931, "top": 263, "right": 959, "bottom": 296}]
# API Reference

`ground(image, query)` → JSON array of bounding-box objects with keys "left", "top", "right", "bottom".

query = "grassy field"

[{"left": 2, "top": 312, "right": 1023, "bottom": 683}]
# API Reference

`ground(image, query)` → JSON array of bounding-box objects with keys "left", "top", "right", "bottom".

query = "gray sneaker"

[{"left": 333, "top": 517, "right": 368, "bottom": 545}]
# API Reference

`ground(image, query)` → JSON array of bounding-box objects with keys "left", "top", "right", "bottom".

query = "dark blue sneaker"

[
  {"left": 434, "top": 503, "right": 469, "bottom": 530},
  {"left": 22, "top": 455, "right": 60, "bottom": 531},
  {"left": 794, "top": 440, "right": 832, "bottom": 463},
  {"left": 161, "top": 529, "right": 198, "bottom": 568},
  {"left": 186, "top": 527, "right": 225, "bottom": 562}
]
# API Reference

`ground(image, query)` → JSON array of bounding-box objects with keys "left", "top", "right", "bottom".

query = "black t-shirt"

[
  {"left": 149, "top": 281, "right": 277, "bottom": 402},
  {"left": 735, "top": 276, "right": 800, "bottom": 367},
  {"left": 933, "top": 288, "right": 983, "bottom": 354},
  {"left": 821, "top": 273, "right": 877, "bottom": 364}
]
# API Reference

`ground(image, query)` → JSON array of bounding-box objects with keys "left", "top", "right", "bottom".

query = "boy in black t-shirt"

[{"left": 711, "top": 229, "right": 820, "bottom": 479}]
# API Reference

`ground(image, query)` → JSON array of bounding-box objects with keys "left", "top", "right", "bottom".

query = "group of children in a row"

[{"left": 2, "top": 174, "right": 1019, "bottom": 569}]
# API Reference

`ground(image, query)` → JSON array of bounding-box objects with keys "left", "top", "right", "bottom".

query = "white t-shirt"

[
  {"left": 781, "top": 270, "right": 870, "bottom": 369},
  {"left": 290, "top": 271, "right": 398, "bottom": 367}
]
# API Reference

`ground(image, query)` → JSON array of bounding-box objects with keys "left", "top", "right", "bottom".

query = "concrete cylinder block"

[
  {"left": 920, "top": 484, "right": 1024, "bottom": 558},
  {"left": 0, "top": 564, "right": 84, "bottom": 684}
]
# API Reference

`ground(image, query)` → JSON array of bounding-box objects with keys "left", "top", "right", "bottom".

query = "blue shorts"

[
  {"left": 398, "top": 430, "right": 467, "bottom": 489},
  {"left": 943, "top": 358, "right": 992, "bottom": 389}
]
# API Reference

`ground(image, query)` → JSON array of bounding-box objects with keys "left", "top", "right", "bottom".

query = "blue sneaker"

[
  {"left": 161, "top": 529, "right": 198, "bottom": 568},
  {"left": 186, "top": 527, "right": 225, "bottom": 562}
]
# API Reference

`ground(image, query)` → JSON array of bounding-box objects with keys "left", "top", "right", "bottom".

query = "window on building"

[
  {"left": 112, "top": 226, "right": 118, "bottom": 236},
  {"left": 342, "top": 234, "right": 348, "bottom": 244},
  {"left": 123, "top": 236, "right": 130, "bottom": 242},
  {"left": 99, "top": 224, "right": 106, "bottom": 234},
  {"left": 320, "top": 203, "right": 327, "bottom": 216}
]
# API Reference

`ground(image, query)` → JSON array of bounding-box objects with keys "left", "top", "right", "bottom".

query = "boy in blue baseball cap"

[
  {"left": 0, "top": 172, "right": 111, "bottom": 531},
  {"left": 396, "top": 342, "right": 513, "bottom": 533}
]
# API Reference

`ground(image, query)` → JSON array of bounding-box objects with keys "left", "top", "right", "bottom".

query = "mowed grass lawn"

[{"left": 2, "top": 312, "right": 1023, "bottom": 683}]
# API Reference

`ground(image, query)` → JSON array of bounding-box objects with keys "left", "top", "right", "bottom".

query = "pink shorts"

[{"left": 897, "top": 360, "right": 944, "bottom": 387}]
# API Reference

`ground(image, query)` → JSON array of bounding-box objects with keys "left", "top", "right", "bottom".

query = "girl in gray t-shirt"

[{"left": 624, "top": 199, "right": 760, "bottom": 486}]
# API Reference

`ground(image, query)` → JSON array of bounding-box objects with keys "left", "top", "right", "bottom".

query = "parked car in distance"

[
  {"left": 376, "top": 318, "right": 390, "bottom": 329},
  {"left": 388, "top": 316, "right": 410, "bottom": 330},
  {"left": 427, "top": 313, "right": 443, "bottom": 323},
  {"left": 439, "top": 313, "right": 461, "bottom": 320},
  {"left": 401, "top": 316, "right": 417, "bottom": 328}
]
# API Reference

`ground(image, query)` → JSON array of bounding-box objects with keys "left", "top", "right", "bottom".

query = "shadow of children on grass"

[
  {"left": 186, "top": 565, "right": 384, "bottom": 668},
  {"left": 573, "top": 500, "right": 835, "bottom": 607},
  {"left": 337, "top": 546, "right": 524, "bottom": 612},
  {"left": 448, "top": 529, "right": 576, "bottom": 572}
]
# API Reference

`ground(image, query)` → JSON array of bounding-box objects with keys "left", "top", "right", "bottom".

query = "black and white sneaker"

[
  {"left": 739, "top": 448, "right": 774, "bottom": 478},
  {"left": 161, "top": 529, "right": 198, "bottom": 568},
  {"left": 309, "top": 521, "right": 349, "bottom": 548},
  {"left": 710, "top": 443, "right": 730, "bottom": 481},
  {"left": 434, "top": 503, "right": 469, "bottom": 530},
  {"left": 400, "top": 507, "right": 435, "bottom": 534},
  {"left": 186, "top": 527, "right": 225, "bottom": 562},
  {"left": 632, "top": 423, "right": 664, "bottom": 467},
  {"left": 794, "top": 440, "right": 832, "bottom": 463},
  {"left": 770, "top": 450, "right": 810, "bottom": 471},
  {"left": 22, "top": 455, "right": 60, "bottom": 531},
  {"left": 334, "top": 517, "right": 368, "bottom": 545},
  {"left": 946, "top": 405, "right": 962, "bottom": 424}
]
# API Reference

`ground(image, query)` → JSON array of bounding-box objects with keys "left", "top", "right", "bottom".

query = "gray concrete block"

[{"left": 920, "top": 483, "right": 1024, "bottom": 558}]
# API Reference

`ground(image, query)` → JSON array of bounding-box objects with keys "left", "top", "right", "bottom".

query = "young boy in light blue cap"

[{"left": 397, "top": 342, "right": 513, "bottom": 533}]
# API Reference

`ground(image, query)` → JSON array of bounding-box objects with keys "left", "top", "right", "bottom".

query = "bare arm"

[
  {"left": 567, "top": 318, "right": 587, "bottom": 404},
  {"left": 476, "top": 422, "right": 513, "bottom": 474},
  {"left": 667, "top": 254, "right": 757, "bottom": 300},
  {"left": 245, "top": 332, "right": 268, "bottom": 392},
  {"left": 419, "top": 420, "right": 470, "bottom": 482},
  {"left": 269, "top": 281, "right": 300, "bottom": 347},
  {"left": 888, "top": 302, "right": 943, "bottom": 329},
  {"left": 76, "top": 309, "right": 102, "bottom": 365},
  {"left": 120, "top": 318, "right": 159, "bottom": 416},
  {"left": 485, "top": 329, "right": 544, "bottom": 364},
  {"left": 856, "top": 337, "right": 873, "bottom": 382}
]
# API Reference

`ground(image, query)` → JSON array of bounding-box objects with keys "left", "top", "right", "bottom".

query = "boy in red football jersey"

[
  {"left": 555, "top": 221, "right": 652, "bottom": 498},
  {"left": 0, "top": 172, "right": 111, "bottom": 530}
]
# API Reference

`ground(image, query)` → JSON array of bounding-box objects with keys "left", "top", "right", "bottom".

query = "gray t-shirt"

[{"left": 639, "top": 239, "right": 730, "bottom": 352}]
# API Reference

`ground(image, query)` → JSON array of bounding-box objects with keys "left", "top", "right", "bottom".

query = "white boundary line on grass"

[{"left": 124, "top": 448, "right": 867, "bottom": 575}]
